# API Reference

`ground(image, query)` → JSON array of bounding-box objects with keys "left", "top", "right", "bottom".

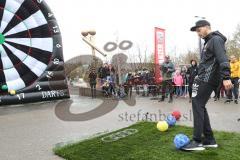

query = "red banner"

[{"left": 154, "top": 27, "right": 165, "bottom": 83}]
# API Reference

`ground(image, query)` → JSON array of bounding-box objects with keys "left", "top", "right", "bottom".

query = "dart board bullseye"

[
  {"left": 0, "top": 0, "right": 69, "bottom": 105},
  {"left": 0, "top": 34, "right": 5, "bottom": 44}
]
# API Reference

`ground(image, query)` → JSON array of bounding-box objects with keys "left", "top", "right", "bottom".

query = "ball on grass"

[
  {"left": 166, "top": 115, "right": 176, "bottom": 126},
  {"left": 172, "top": 111, "right": 181, "bottom": 121},
  {"left": 174, "top": 134, "right": 190, "bottom": 149},
  {"left": 157, "top": 121, "right": 169, "bottom": 132}
]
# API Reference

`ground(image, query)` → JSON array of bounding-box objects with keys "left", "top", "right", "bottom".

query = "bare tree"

[
  {"left": 136, "top": 44, "right": 143, "bottom": 69},
  {"left": 178, "top": 49, "right": 200, "bottom": 65},
  {"left": 226, "top": 24, "right": 240, "bottom": 58}
]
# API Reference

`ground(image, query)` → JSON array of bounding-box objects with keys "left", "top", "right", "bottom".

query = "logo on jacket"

[
  {"left": 202, "top": 43, "right": 209, "bottom": 53},
  {"left": 192, "top": 83, "right": 199, "bottom": 98}
]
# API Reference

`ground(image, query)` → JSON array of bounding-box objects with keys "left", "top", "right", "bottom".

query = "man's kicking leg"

[{"left": 182, "top": 79, "right": 217, "bottom": 151}]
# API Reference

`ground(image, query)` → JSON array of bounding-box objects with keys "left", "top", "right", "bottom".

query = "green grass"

[{"left": 54, "top": 122, "right": 240, "bottom": 160}]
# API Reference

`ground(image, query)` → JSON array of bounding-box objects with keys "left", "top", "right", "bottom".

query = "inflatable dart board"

[{"left": 0, "top": 0, "right": 69, "bottom": 105}]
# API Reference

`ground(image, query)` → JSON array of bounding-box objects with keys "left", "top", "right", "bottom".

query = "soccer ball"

[
  {"left": 174, "top": 134, "right": 190, "bottom": 149},
  {"left": 166, "top": 115, "right": 177, "bottom": 126},
  {"left": 157, "top": 121, "right": 169, "bottom": 132},
  {"left": 172, "top": 111, "right": 181, "bottom": 120}
]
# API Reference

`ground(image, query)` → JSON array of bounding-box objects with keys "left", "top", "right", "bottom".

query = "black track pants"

[{"left": 191, "top": 78, "right": 216, "bottom": 142}]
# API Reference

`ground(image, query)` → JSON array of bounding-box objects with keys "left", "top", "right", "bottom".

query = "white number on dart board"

[
  {"left": 48, "top": 13, "right": 54, "bottom": 18},
  {"left": 53, "top": 26, "right": 60, "bottom": 33},
  {"left": 56, "top": 44, "right": 62, "bottom": 48},
  {"left": 17, "top": 93, "right": 25, "bottom": 100},
  {"left": 53, "top": 58, "right": 60, "bottom": 65},
  {"left": 36, "top": 84, "right": 42, "bottom": 91},
  {"left": 46, "top": 72, "right": 54, "bottom": 79}
]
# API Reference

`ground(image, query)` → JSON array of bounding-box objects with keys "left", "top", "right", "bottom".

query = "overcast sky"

[{"left": 45, "top": 0, "right": 240, "bottom": 61}]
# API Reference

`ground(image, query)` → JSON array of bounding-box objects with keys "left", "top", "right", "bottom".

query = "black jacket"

[
  {"left": 89, "top": 72, "right": 97, "bottom": 84},
  {"left": 98, "top": 67, "right": 107, "bottom": 79},
  {"left": 197, "top": 31, "right": 230, "bottom": 86},
  {"left": 187, "top": 63, "right": 198, "bottom": 84},
  {"left": 161, "top": 61, "right": 175, "bottom": 80}
]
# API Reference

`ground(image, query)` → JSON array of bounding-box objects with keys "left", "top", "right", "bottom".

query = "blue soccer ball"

[
  {"left": 166, "top": 115, "right": 176, "bottom": 126},
  {"left": 174, "top": 134, "right": 190, "bottom": 149}
]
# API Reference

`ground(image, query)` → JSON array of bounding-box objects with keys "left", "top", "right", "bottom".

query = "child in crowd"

[{"left": 174, "top": 70, "right": 184, "bottom": 97}]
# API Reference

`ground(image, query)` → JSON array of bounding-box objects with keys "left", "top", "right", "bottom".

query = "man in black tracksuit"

[{"left": 182, "top": 20, "right": 233, "bottom": 151}]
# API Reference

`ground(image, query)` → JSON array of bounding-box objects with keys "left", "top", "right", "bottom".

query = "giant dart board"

[{"left": 0, "top": 0, "right": 70, "bottom": 105}]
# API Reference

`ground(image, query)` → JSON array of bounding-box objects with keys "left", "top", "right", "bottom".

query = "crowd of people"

[{"left": 88, "top": 55, "right": 240, "bottom": 104}]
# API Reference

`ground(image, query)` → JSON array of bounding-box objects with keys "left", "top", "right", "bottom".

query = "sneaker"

[
  {"left": 158, "top": 98, "right": 165, "bottom": 102},
  {"left": 203, "top": 139, "right": 218, "bottom": 148},
  {"left": 224, "top": 100, "right": 231, "bottom": 104},
  {"left": 234, "top": 100, "right": 238, "bottom": 104},
  {"left": 181, "top": 140, "right": 205, "bottom": 151}
]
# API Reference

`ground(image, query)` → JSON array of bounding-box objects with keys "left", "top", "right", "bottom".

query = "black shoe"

[
  {"left": 181, "top": 140, "right": 205, "bottom": 151},
  {"left": 203, "top": 139, "right": 218, "bottom": 148},
  {"left": 158, "top": 96, "right": 165, "bottom": 102},
  {"left": 234, "top": 100, "right": 238, "bottom": 104},
  {"left": 224, "top": 100, "right": 231, "bottom": 104},
  {"left": 168, "top": 98, "right": 173, "bottom": 103}
]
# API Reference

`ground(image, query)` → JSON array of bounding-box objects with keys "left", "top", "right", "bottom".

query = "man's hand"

[{"left": 223, "top": 80, "right": 233, "bottom": 90}]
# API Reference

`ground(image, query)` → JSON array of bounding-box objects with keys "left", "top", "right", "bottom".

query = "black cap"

[{"left": 190, "top": 20, "right": 211, "bottom": 31}]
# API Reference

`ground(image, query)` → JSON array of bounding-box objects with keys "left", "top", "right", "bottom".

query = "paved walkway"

[{"left": 0, "top": 92, "right": 239, "bottom": 160}]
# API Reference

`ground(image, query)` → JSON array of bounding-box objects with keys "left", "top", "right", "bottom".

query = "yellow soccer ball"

[{"left": 157, "top": 121, "right": 169, "bottom": 132}]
